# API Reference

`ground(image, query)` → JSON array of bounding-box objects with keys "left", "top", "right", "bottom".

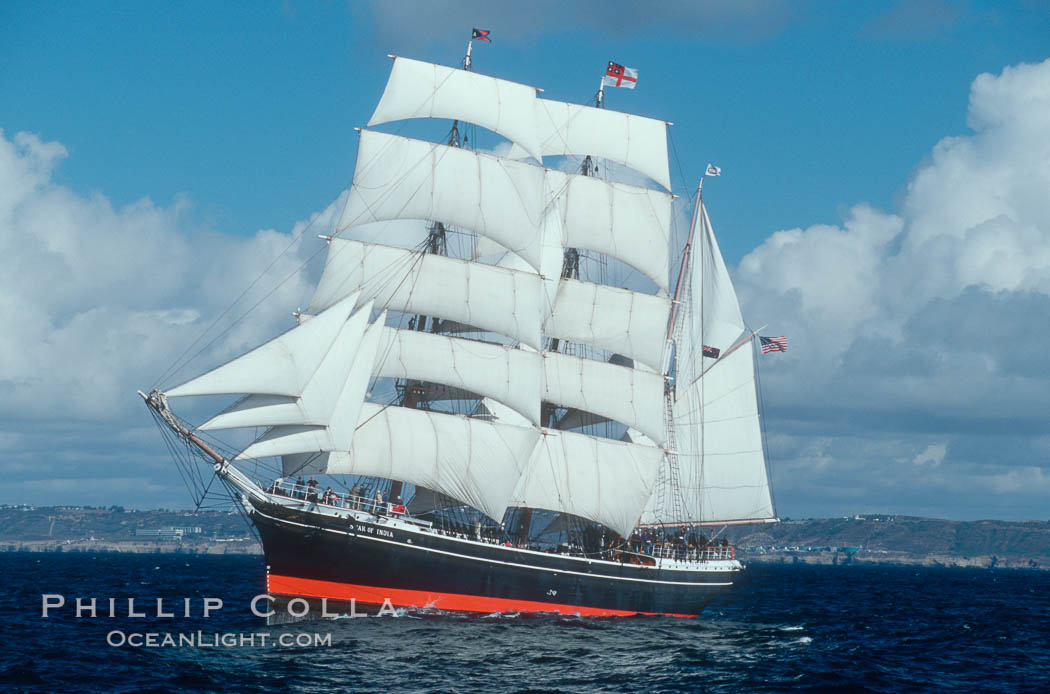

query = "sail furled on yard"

[{"left": 642, "top": 204, "right": 775, "bottom": 525}]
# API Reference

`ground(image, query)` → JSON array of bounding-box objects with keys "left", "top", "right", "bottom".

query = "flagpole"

[
  {"left": 464, "top": 39, "right": 474, "bottom": 70},
  {"left": 597, "top": 77, "right": 605, "bottom": 108}
]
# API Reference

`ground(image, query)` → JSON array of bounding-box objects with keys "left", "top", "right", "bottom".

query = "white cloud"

[
  {"left": 3, "top": 57, "right": 1050, "bottom": 519},
  {"left": 0, "top": 128, "right": 325, "bottom": 423},
  {"left": 913, "top": 443, "right": 947, "bottom": 466},
  {"left": 736, "top": 58, "right": 1050, "bottom": 519}
]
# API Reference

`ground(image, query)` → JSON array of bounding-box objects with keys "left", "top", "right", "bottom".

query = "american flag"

[{"left": 760, "top": 336, "right": 787, "bottom": 354}]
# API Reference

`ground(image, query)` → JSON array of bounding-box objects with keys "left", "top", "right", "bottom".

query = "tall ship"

[{"left": 144, "top": 43, "right": 777, "bottom": 618}]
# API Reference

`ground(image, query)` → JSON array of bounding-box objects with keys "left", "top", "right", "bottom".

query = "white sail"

[
  {"left": 511, "top": 430, "right": 664, "bottom": 539},
  {"left": 513, "top": 98, "right": 671, "bottom": 191},
  {"left": 543, "top": 278, "right": 670, "bottom": 372},
  {"left": 324, "top": 403, "right": 539, "bottom": 523},
  {"left": 548, "top": 170, "right": 671, "bottom": 292},
  {"left": 681, "top": 205, "right": 747, "bottom": 387},
  {"left": 235, "top": 317, "right": 385, "bottom": 460},
  {"left": 642, "top": 204, "right": 775, "bottom": 524},
  {"left": 199, "top": 301, "right": 373, "bottom": 430},
  {"left": 644, "top": 346, "right": 774, "bottom": 524},
  {"left": 160, "top": 56, "right": 778, "bottom": 540},
  {"left": 474, "top": 396, "right": 532, "bottom": 426},
  {"left": 338, "top": 131, "right": 546, "bottom": 269},
  {"left": 166, "top": 292, "right": 361, "bottom": 398},
  {"left": 374, "top": 326, "right": 542, "bottom": 425},
  {"left": 369, "top": 57, "right": 543, "bottom": 162},
  {"left": 542, "top": 351, "right": 666, "bottom": 445},
  {"left": 310, "top": 239, "right": 543, "bottom": 350}
]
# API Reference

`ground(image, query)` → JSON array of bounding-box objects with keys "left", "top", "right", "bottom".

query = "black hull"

[{"left": 248, "top": 500, "right": 740, "bottom": 619}]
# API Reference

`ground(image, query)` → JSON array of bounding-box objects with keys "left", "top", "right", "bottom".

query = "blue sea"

[{"left": 1, "top": 554, "right": 1047, "bottom": 693}]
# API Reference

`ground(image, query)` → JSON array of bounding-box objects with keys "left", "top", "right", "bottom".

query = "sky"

[{"left": 2, "top": 0, "right": 1049, "bottom": 520}]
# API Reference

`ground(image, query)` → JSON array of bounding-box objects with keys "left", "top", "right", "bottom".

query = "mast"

[
  {"left": 155, "top": 55, "right": 681, "bottom": 540},
  {"left": 667, "top": 179, "right": 704, "bottom": 342},
  {"left": 642, "top": 167, "right": 776, "bottom": 527},
  {"left": 394, "top": 39, "right": 486, "bottom": 505}
]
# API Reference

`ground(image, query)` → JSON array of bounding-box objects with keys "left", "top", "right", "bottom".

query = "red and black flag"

[
  {"left": 702, "top": 345, "right": 721, "bottom": 359},
  {"left": 603, "top": 61, "right": 638, "bottom": 89},
  {"left": 472, "top": 28, "right": 491, "bottom": 42},
  {"left": 760, "top": 336, "right": 787, "bottom": 354}
]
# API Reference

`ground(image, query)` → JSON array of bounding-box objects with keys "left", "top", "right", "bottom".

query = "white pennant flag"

[{"left": 705, "top": 164, "right": 722, "bottom": 177}]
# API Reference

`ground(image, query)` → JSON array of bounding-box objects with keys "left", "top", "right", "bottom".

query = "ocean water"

[{"left": 1, "top": 554, "right": 1048, "bottom": 693}]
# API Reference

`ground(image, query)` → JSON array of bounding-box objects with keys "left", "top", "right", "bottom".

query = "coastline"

[
  {"left": 2, "top": 539, "right": 1043, "bottom": 570},
  {"left": 740, "top": 550, "right": 1042, "bottom": 570},
  {"left": 1, "top": 539, "right": 262, "bottom": 555},
  {"left": 3, "top": 506, "right": 1047, "bottom": 569}
]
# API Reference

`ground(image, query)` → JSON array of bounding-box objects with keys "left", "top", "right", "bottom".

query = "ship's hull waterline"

[{"left": 249, "top": 499, "right": 741, "bottom": 621}]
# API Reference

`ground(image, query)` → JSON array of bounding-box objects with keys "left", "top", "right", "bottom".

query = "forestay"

[{"left": 369, "top": 57, "right": 543, "bottom": 162}]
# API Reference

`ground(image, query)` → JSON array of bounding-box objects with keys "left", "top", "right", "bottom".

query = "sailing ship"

[{"left": 143, "top": 46, "right": 777, "bottom": 618}]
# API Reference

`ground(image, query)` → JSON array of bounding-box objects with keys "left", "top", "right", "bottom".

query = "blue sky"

[
  {"left": 2, "top": 1, "right": 1049, "bottom": 520},
  {"left": 7, "top": 0, "right": 1047, "bottom": 262}
]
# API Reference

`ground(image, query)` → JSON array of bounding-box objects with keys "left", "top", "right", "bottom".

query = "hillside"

[
  {"left": 3, "top": 506, "right": 1049, "bottom": 568},
  {"left": 726, "top": 515, "right": 1050, "bottom": 569},
  {"left": 0, "top": 505, "right": 259, "bottom": 554}
]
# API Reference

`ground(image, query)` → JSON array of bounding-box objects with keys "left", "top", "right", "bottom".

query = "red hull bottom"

[{"left": 268, "top": 574, "right": 699, "bottom": 619}]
